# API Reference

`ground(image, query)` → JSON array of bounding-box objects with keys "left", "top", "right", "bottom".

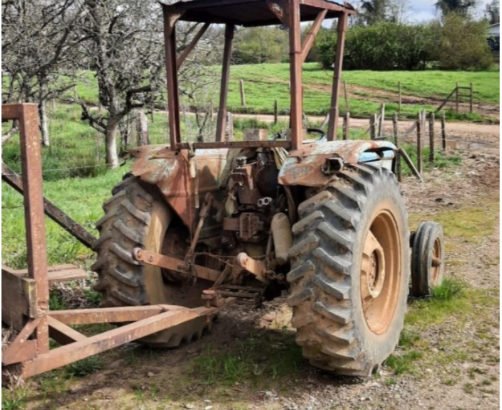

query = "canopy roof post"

[
  {"left": 327, "top": 11, "right": 348, "bottom": 141},
  {"left": 289, "top": 0, "right": 302, "bottom": 150},
  {"left": 163, "top": 9, "right": 182, "bottom": 149},
  {"left": 216, "top": 24, "right": 235, "bottom": 142}
]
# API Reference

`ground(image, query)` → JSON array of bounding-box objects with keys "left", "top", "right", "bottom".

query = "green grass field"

[
  {"left": 226, "top": 63, "right": 499, "bottom": 120},
  {"left": 68, "top": 64, "right": 499, "bottom": 121}
]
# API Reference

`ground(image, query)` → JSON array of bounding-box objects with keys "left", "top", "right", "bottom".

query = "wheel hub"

[
  {"left": 361, "top": 231, "right": 386, "bottom": 299},
  {"left": 359, "top": 209, "right": 401, "bottom": 335}
]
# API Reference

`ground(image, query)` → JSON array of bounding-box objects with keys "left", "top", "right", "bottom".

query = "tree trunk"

[
  {"left": 137, "top": 109, "right": 149, "bottom": 146},
  {"left": 39, "top": 100, "right": 50, "bottom": 147},
  {"left": 105, "top": 119, "right": 120, "bottom": 168}
]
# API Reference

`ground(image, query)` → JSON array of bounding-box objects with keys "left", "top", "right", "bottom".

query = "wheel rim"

[
  {"left": 360, "top": 209, "right": 401, "bottom": 335},
  {"left": 431, "top": 237, "right": 442, "bottom": 284}
]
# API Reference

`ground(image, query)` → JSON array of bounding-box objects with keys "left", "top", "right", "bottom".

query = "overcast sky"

[
  {"left": 405, "top": 0, "right": 492, "bottom": 22},
  {"left": 343, "top": 0, "right": 493, "bottom": 23}
]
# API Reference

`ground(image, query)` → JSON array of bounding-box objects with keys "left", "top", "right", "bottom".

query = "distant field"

[
  {"left": 227, "top": 63, "right": 499, "bottom": 120},
  {"left": 69, "top": 63, "right": 499, "bottom": 121}
]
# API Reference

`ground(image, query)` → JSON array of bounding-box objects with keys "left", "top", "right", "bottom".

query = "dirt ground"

[{"left": 3, "top": 122, "right": 500, "bottom": 410}]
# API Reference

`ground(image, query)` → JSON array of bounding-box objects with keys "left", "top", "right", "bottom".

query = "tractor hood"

[{"left": 279, "top": 140, "right": 397, "bottom": 187}]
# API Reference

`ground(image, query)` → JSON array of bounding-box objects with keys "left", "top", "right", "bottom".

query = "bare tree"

[
  {"left": 2, "top": 0, "right": 84, "bottom": 146},
  {"left": 77, "top": 0, "right": 164, "bottom": 168}
]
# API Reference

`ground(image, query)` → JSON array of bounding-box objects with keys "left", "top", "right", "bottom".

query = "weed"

[
  {"left": 398, "top": 329, "right": 420, "bottom": 348},
  {"left": 431, "top": 278, "right": 464, "bottom": 301},
  {"left": 65, "top": 356, "right": 103, "bottom": 377},
  {"left": 2, "top": 388, "right": 27, "bottom": 410},
  {"left": 385, "top": 351, "right": 422, "bottom": 375},
  {"left": 49, "top": 290, "right": 66, "bottom": 310},
  {"left": 385, "top": 377, "right": 397, "bottom": 386},
  {"left": 463, "top": 382, "right": 474, "bottom": 394},
  {"left": 84, "top": 289, "right": 102, "bottom": 306}
]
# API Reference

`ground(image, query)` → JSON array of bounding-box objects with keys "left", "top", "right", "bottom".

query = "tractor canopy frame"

[{"left": 161, "top": 0, "right": 356, "bottom": 151}]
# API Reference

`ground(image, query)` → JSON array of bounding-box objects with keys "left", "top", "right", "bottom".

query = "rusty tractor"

[{"left": 92, "top": 0, "right": 444, "bottom": 377}]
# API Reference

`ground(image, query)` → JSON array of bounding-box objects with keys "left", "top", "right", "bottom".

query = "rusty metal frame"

[
  {"left": 1, "top": 104, "right": 218, "bottom": 380},
  {"left": 162, "top": 0, "right": 355, "bottom": 151},
  {"left": 327, "top": 11, "right": 348, "bottom": 141}
]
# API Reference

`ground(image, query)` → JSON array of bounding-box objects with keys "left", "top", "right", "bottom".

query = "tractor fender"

[
  {"left": 278, "top": 140, "right": 397, "bottom": 187},
  {"left": 129, "top": 145, "right": 228, "bottom": 228}
]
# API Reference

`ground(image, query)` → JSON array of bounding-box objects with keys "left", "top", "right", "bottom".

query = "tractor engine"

[{"left": 221, "top": 150, "right": 286, "bottom": 262}]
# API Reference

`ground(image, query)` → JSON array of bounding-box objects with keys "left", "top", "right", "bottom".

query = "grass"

[
  {"left": 65, "top": 356, "right": 103, "bottom": 378},
  {"left": 409, "top": 200, "right": 498, "bottom": 253},
  {"left": 2, "top": 389, "right": 28, "bottom": 410},
  {"left": 400, "top": 143, "right": 462, "bottom": 173},
  {"left": 385, "top": 278, "right": 475, "bottom": 376},
  {"left": 2, "top": 166, "right": 126, "bottom": 268},
  {"left": 59, "top": 64, "right": 499, "bottom": 122},
  {"left": 189, "top": 332, "right": 304, "bottom": 392},
  {"left": 226, "top": 63, "right": 499, "bottom": 120}
]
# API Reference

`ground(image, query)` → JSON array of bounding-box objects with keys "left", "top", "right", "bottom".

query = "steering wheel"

[
  {"left": 306, "top": 128, "right": 326, "bottom": 140},
  {"left": 273, "top": 128, "right": 326, "bottom": 141}
]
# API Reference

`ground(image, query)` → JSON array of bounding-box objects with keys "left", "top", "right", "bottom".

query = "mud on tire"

[{"left": 287, "top": 164, "right": 410, "bottom": 376}]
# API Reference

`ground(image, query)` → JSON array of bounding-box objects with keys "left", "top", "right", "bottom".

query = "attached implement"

[{"left": 3, "top": 0, "right": 444, "bottom": 379}]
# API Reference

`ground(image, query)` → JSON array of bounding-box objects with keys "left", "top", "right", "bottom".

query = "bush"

[
  {"left": 314, "top": 17, "right": 492, "bottom": 71},
  {"left": 316, "top": 22, "right": 437, "bottom": 70},
  {"left": 233, "top": 27, "right": 288, "bottom": 64},
  {"left": 435, "top": 14, "right": 493, "bottom": 70}
]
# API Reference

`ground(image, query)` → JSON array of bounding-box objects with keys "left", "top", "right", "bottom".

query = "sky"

[
  {"left": 405, "top": 0, "right": 492, "bottom": 22},
  {"left": 343, "top": 0, "right": 493, "bottom": 23}
]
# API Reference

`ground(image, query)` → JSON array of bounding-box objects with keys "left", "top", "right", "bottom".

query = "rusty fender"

[
  {"left": 278, "top": 140, "right": 397, "bottom": 187},
  {"left": 129, "top": 145, "right": 228, "bottom": 228}
]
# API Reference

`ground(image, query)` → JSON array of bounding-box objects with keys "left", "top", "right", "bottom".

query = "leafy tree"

[
  {"left": 233, "top": 27, "right": 288, "bottom": 64},
  {"left": 359, "top": 0, "right": 389, "bottom": 25},
  {"left": 485, "top": 0, "right": 499, "bottom": 24},
  {"left": 315, "top": 22, "right": 437, "bottom": 70},
  {"left": 435, "top": 13, "right": 492, "bottom": 69},
  {"left": 435, "top": 0, "right": 476, "bottom": 17}
]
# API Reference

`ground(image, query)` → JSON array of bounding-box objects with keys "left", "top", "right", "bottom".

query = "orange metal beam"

[
  {"left": 22, "top": 307, "right": 215, "bottom": 378},
  {"left": 300, "top": 9, "right": 327, "bottom": 63}
]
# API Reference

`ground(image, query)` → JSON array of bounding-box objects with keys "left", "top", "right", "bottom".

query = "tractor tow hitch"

[{"left": 133, "top": 248, "right": 221, "bottom": 282}]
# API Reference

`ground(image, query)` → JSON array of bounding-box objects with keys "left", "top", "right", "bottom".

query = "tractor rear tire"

[
  {"left": 287, "top": 164, "right": 409, "bottom": 377},
  {"left": 92, "top": 176, "right": 212, "bottom": 347}
]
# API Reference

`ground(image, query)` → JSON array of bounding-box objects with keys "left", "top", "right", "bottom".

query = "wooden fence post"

[
  {"left": 429, "top": 112, "right": 435, "bottom": 163},
  {"left": 274, "top": 100, "right": 278, "bottom": 124},
  {"left": 396, "top": 149, "right": 402, "bottom": 182},
  {"left": 398, "top": 81, "right": 402, "bottom": 114},
  {"left": 225, "top": 111, "right": 234, "bottom": 142},
  {"left": 441, "top": 111, "right": 446, "bottom": 151},
  {"left": 392, "top": 112, "right": 398, "bottom": 146},
  {"left": 343, "top": 81, "right": 349, "bottom": 112},
  {"left": 343, "top": 112, "right": 350, "bottom": 140},
  {"left": 416, "top": 113, "right": 422, "bottom": 173},
  {"left": 469, "top": 82, "right": 473, "bottom": 113},
  {"left": 239, "top": 79, "right": 246, "bottom": 108},
  {"left": 455, "top": 82, "right": 459, "bottom": 113},
  {"left": 370, "top": 114, "right": 376, "bottom": 140},
  {"left": 378, "top": 104, "right": 385, "bottom": 139}
]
